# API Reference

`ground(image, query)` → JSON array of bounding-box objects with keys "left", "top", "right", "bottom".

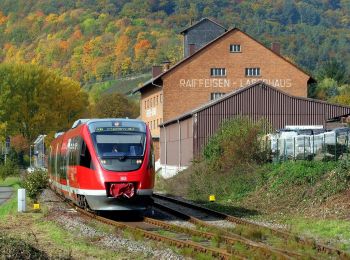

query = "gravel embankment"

[{"left": 41, "top": 189, "right": 185, "bottom": 260}]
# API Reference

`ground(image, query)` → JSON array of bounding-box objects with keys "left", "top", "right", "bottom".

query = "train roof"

[{"left": 71, "top": 118, "right": 145, "bottom": 129}]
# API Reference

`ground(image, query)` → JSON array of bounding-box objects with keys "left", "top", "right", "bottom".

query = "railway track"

[
  {"left": 74, "top": 205, "right": 296, "bottom": 259},
  {"left": 52, "top": 189, "right": 349, "bottom": 259},
  {"left": 51, "top": 191, "right": 233, "bottom": 259},
  {"left": 153, "top": 193, "right": 350, "bottom": 260},
  {"left": 54, "top": 191, "right": 289, "bottom": 259},
  {"left": 77, "top": 207, "right": 236, "bottom": 259}
]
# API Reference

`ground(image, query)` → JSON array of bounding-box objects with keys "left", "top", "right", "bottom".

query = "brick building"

[
  {"left": 159, "top": 81, "right": 350, "bottom": 177},
  {"left": 133, "top": 18, "right": 315, "bottom": 159}
]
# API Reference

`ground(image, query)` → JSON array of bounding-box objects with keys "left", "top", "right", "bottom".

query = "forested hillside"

[{"left": 0, "top": 0, "right": 349, "bottom": 87}]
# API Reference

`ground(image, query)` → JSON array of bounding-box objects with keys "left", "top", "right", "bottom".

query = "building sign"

[
  {"left": 179, "top": 78, "right": 292, "bottom": 89},
  {"left": 146, "top": 107, "right": 157, "bottom": 118}
]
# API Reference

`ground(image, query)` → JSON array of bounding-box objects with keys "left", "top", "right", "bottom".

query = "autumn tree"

[
  {"left": 0, "top": 63, "right": 89, "bottom": 143},
  {"left": 92, "top": 92, "right": 139, "bottom": 119}
]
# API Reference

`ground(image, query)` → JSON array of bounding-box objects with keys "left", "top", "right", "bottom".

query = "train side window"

[{"left": 80, "top": 141, "right": 92, "bottom": 169}]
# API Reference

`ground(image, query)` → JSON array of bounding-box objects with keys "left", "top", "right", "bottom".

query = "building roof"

[
  {"left": 160, "top": 81, "right": 350, "bottom": 126},
  {"left": 132, "top": 27, "right": 316, "bottom": 94},
  {"left": 179, "top": 17, "right": 227, "bottom": 34}
]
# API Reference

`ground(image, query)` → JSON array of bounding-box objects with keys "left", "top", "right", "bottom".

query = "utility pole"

[
  {"left": 5, "top": 136, "right": 10, "bottom": 164},
  {"left": 29, "top": 145, "right": 32, "bottom": 168},
  {"left": 42, "top": 135, "right": 45, "bottom": 168}
]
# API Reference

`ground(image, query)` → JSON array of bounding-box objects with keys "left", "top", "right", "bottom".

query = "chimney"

[
  {"left": 188, "top": 43, "right": 196, "bottom": 56},
  {"left": 162, "top": 60, "right": 171, "bottom": 72},
  {"left": 271, "top": 42, "right": 280, "bottom": 54},
  {"left": 152, "top": 65, "right": 162, "bottom": 78}
]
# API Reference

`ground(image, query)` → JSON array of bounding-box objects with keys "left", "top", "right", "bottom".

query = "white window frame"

[
  {"left": 230, "top": 44, "right": 241, "bottom": 53},
  {"left": 210, "top": 68, "right": 226, "bottom": 77},
  {"left": 245, "top": 68, "right": 261, "bottom": 77},
  {"left": 210, "top": 93, "right": 226, "bottom": 100}
]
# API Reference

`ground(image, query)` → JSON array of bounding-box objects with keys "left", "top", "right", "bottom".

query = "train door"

[
  {"left": 54, "top": 143, "right": 59, "bottom": 181},
  {"left": 66, "top": 138, "right": 72, "bottom": 197}
]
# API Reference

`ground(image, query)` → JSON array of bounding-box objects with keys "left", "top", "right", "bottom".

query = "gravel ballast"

[{"left": 41, "top": 189, "right": 184, "bottom": 260}]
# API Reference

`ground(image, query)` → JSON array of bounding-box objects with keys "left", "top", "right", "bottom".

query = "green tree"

[
  {"left": 0, "top": 63, "right": 89, "bottom": 142},
  {"left": 314, "top": 78, "right": 339, "bottom": 100},
  {"left": 92, "top": 92, "right": 139, "bottom": 119},
  {"left": 317, "top": 59, "right": 348, "bottom": 84}
]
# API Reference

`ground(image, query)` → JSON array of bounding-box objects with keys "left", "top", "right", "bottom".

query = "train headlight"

[{"left": 136, "top": 159, "right": 142, "bottom": 164}]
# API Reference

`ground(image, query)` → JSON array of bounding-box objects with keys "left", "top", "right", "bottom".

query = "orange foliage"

[
  {"left": 0, "top": 11, "right": 7, "bottom": 25},
  {"left": 59, "top": 40, "right": 69, "bottom": 51},
  {"left": 4, "top": 43, "right": 13, "bottom": 50},
  {"left": 35, "top": 11, "right": 45, "bottom": 17},
  {"left": 83, "top": 41, "right": 92, "bottom": 54},
  {"left": 72, "top": 29, "right": 83, "bottom": 40},
  {"left": 134, "top": 39, "right": 151, "bottom": 50},
  {"left": 11, "top": 135, "right": 29, "bottom": 152},
  {"left": 115, "top": 35, "right": 130, "bottom": 57},
  {"left": 134, "top": 39, "right": 152, "bottom": 58}
]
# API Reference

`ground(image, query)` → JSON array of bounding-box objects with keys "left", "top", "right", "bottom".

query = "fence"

[{"left": 268, "top": 129, "right": 350, "bottom": 162}]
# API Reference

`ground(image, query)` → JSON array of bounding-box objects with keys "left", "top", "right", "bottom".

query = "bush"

[
  {"left": 181, "top": 118, "right": 270, "bottom": 201},
  {"left": 203, "top": 117, "right": 270, "bottom": 171},
  {"left": 0, "top": 234, "right": 48, "bottom": 259},
  {"left": 21, "top": 169, "right": 48, "bottom": 203},
  {"left": 0, "top": 160, "right": 20, "bottom": 181}
]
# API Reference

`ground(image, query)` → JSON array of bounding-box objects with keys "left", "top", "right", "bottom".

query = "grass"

[
  {"left": 0, "top": 177, "right": 148, "bottom": 259},
  {"left": 0, "top": 177, "right": 21, "bottom": 218},
  {"left": 156, "top": 229, "right": 177, "bottom": 238},
  {"left": 0, "top": 176, "right": 21, "bottom": 187},
  {"left": 86, "top": 73, "right": 150, "bottom": 103},
  {"left": 35, "top": 220, "right": 130, "bottom": 259},
  {"left": 285, "top": 217, "right": 350, "bottom": 251}
]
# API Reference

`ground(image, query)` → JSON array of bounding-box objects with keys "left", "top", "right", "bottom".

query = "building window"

[
  {"left": 245, "top": 68, "right": 260, "bottom": 77},
  {"left": 210, "top": 68, "right": 226, "bottom": 77},
  {"left": 230, "top": 44, "right": 241, "bottom": 52},
  {"left": 160, "top": 94, "right": 163, "bottom": 103},
  {"left": 211, "top": 93, "right": 225, "bottom": 100}
]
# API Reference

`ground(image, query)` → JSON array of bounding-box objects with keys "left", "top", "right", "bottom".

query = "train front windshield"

[{"left": 89, "top": 121, "right": 147, "bottom": 172}]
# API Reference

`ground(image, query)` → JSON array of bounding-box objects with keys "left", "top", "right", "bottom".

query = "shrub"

[
  {"left": 184, "top": 118, "right": 269, "bottom": 200},
  {"left": 0, "top": 160, "right": 20, "bottom": 181},
  {"left": 203, "top": 117, "right": 270, "bottom": 171},
  {"left": 0, "top": 234, "right": 48, "bottom": 259},
  {"left": 21, "top": 169, "right": 48, "bottom": 203}
]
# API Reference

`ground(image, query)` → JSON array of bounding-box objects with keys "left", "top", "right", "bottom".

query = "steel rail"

[
  {"left": 153, "top": 202, "right": 301, "bottom": 259},
  {"left": 144, "top": 216, "right": 298, "bottom": 259},
  {"left": 73, "top": 206, "right": 234, "bottom": 259},
  {"left": 153, "top": 193, "right": 349, "bottom": 259},
  {"left": 51, "top": 189, "right": 236, "bottom": 259}
]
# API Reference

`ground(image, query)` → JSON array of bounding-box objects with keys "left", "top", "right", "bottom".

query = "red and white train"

[{"left": 48, "top": 118, "right": 155, "bottom": 211}]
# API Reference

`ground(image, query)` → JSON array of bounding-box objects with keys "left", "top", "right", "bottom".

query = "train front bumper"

[{"left": 85, "top": 189, "right": 153, "bottom": 211}]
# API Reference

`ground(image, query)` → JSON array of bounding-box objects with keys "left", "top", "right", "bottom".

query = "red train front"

[{"left": 48, "top": 118, "right": 155, "bottom": 211}]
